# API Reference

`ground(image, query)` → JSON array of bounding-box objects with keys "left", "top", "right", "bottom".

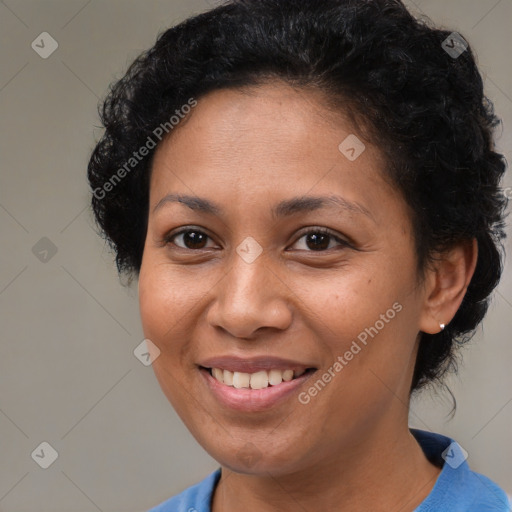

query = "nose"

[{"left": 206, "top": 248, "right": 293, "bottom": 340}]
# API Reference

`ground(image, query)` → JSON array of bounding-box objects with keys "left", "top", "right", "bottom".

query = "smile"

[
  {"left": 198, "top": 363, "right": 318, "bottom": 412},
  {"left": 207, "top": 367, "right": 313, "bottom": 390}
]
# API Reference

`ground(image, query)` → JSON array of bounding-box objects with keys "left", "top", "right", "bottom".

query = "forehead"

[
  {"left": 148, "top": 83, "right": 401, "bottom": 221},
  {"left": 152, "top": 85, "right": 375, "bottom": 170}
]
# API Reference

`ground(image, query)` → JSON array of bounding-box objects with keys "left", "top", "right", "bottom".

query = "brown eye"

[
  {"left": 292, "top": 229, "right": 350, "bottom": 252},
  {"left": 167, "top": 229, "right": 213, "bottom": 250},
  {"left": 304, "top": 232, "right": 330, "bottom": 251}
]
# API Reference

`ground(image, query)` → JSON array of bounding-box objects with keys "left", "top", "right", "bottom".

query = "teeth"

[
  {"left": 250, "top": 370, "right": 269, "bottom": 390},
  {"left": 268, "top": 369, "right": 283, "bottom": 386},
  {"left": 282, "top": 369, "right": 294, "bottom": 381},
  {"left": 212, "top": 367, "right": 224, "bottom": 383},
  {"left": 223, "top": 370, "right": 234, "bottom": 386},
  {"left": 233, "top": 371, "right": 250, "bottom": 389},
  {"left": 210, "top": 367, "right": 308, "bottom": 389}
]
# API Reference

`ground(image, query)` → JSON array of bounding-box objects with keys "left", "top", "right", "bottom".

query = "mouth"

[
  {"left": 200, "top": 366, "right": 317, "bottom": 390},
  {"left": 198, "top": 361, "right": 318, "bottom": 412}
]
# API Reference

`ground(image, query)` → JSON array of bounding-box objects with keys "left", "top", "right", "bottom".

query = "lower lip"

[{"left": 200, "top": 368, "right": 316, "bottom": 412}]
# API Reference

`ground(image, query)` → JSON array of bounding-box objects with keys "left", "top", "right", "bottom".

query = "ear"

[{"left": 419, "top": 239, "right": 478, "bottom": 334}]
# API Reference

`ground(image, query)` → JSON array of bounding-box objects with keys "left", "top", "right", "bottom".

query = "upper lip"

[{"left": 198, "top": 356, "right": 317, "bottom": 373}]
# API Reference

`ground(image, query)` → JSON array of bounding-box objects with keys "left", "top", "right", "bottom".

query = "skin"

[{"left": 138, "top": 82, "right": 477, "bottom": 512}]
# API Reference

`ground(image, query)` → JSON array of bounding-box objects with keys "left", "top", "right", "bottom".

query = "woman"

[{"left": 87, "top": 0, "right": 510, "bottom": 510}]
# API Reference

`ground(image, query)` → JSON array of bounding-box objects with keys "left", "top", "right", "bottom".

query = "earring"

[{"left": 440, "top": 323, "right": 445, "bottom": 331}]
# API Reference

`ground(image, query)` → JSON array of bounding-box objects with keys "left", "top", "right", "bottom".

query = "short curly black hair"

[{"left": 87, "top": 0, "right": 508, "bottom": 393}]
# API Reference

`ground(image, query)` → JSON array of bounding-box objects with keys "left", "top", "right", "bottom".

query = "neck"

[{"left": 211, "top": 423, "right": 441, "bottom": 512}]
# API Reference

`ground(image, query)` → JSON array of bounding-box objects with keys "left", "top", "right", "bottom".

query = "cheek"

[
  {"left": 138, "top": 260, "right": 203, "bottom": 343},
  {"left": 299, "top": 266, "right": 403, "bottom": 338},
  {"left": 300, "top": 266, "right": 416, "bottom": 392},
  {"left": 138, "top": 264, "right": 197, "bottom": 410}
]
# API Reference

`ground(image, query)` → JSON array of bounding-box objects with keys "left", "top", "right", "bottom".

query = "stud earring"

[{"left": 440, "top": 323, "right": 445, "bottom": 331}]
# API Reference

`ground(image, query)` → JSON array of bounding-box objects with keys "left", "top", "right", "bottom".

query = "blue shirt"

[{"left": 148, "top": 429, "right": 510, "bottom": 511}]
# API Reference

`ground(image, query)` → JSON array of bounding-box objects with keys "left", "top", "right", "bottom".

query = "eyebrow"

[{"left": 153, "top": 193, "right": 374, "bottom": 221}]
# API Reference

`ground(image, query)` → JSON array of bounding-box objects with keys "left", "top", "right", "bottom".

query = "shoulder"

[
  {"left": 412, "top": 429, "right": 510, "bottom": 512},
  {"left": 147, "top": 468, "right": 221, "bottom": 512}
]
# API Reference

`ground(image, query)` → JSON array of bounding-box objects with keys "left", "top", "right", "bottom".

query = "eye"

[
  {"left": 165, "top": 228, "right": 217, "bottom": 250},
  {"left": 291, "top": 228, "right": 350, "bottom": 252},
  {"left": 164, "top": 227, "right": 351, "bottom": 252}
]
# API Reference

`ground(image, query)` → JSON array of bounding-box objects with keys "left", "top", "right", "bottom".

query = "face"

[{"left": 138, "top": 83, "right": 427, "bottom": 476}]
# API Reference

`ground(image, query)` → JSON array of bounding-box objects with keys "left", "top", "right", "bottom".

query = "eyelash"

[{"left": 164, "top": 227, "right": 351, "bottom": 252}]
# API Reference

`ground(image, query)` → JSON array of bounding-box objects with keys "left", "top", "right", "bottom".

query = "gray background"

[{"left": 0, "top": 1, "right": 511, "bottom": 511}]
